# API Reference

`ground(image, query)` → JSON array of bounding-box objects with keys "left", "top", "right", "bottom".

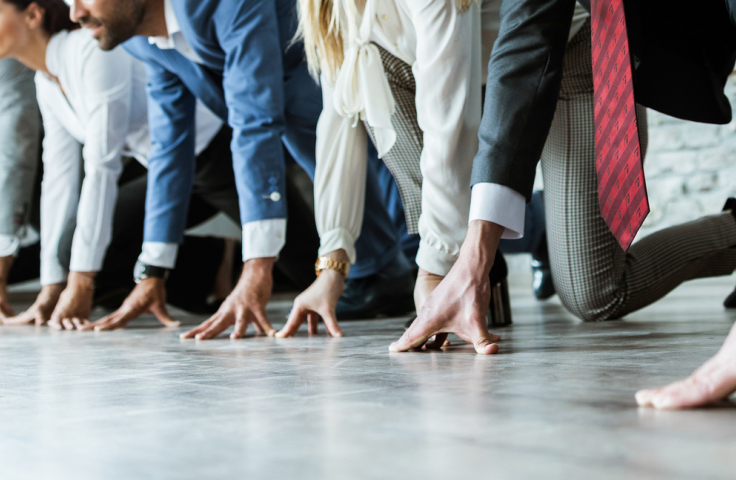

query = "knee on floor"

[{"left": 558, "top": 292, "right": 623, "bottom": 323}]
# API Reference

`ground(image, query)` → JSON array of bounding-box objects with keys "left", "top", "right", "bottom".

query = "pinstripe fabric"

[
  {"left": 363, "top": 44, "right": 423, "bottom": 235},
  {"left": 542, "top": 21, "right": 736, "bottom": 321}
]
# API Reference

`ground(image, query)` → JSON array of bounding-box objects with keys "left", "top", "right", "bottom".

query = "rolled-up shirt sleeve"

[
  {"left": 68, "top": 47, "right": 129, "bottom": 274},
  {"left": 408, "top": 0, "right": 481, "bottom": 276},
  {"left": 313, "top": 75, "right": 368, "bottom": 264},
  {"left": 0, "top": 235, "right": 20, "bottom": 257}
]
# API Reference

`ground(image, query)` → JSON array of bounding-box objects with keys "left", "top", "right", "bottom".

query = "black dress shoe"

[
  {"left": 488, "top": 250, "right": 512, "bottom": 327},
  {"left": 725, "top": 287, "right": 736, "bottom": 309},
  {"left": 336, "top": 271, "right": 415, "bottom": 320},
  {"left": 531, "top": 237, "right": 555, "bottom": 300}
]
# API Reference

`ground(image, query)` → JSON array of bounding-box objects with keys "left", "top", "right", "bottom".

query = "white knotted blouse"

[{"left": 315, "top": 0, "right": 494, "bottom": 276}]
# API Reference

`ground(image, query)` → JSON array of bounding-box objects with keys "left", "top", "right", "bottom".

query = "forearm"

[{"left": 314, "top": 82, "right": 369, "bottom": 264}]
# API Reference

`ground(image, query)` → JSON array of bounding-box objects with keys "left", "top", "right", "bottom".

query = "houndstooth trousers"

[
  {"left": 364, "top": 45, "right": 424, "bottom": 235},
  {"left": 543, "top": 21, "right": 736, "bottom": 321}
]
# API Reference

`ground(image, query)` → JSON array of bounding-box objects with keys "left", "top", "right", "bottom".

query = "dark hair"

[{"left": 5, "top": 0, "right": 78, "bottom": 36}]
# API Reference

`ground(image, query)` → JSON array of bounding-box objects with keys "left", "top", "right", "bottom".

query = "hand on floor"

[
  {"left": 3, "top": 283, "right": 64, "bottom": 326},
  {"left": 181, "top": 257, "right": 275, "bottom": 340},
  {"left": 277, "top": 269, "right": 344, "bottom": 338},
  {"left": 47, "top": 272, "right": 96, "bottom": 330},
  {"left": 636, "top": 322, "right": 736, "bottom": 409},
  {"left": 84, "top": 277, "right": 180, "bottom": 331},
  {"left": 413, "top": 270, "right": 443, "bottom": 313},
  {"left": 390, "top": 221, "right": 502, "bottom": 354}
]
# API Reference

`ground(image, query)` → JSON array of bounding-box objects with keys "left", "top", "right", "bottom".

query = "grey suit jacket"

[{"left": 0, "top": 58, "right": 40, "bottom": 237}]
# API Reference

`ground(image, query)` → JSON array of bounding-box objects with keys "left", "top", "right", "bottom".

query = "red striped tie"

[{"left": 591, "top": 0, "right": 648, "bottom": 251}]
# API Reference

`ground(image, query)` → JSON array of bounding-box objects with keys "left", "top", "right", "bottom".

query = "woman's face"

[{"left": 0, "top": 2, "right": 31, "bottom": 60}]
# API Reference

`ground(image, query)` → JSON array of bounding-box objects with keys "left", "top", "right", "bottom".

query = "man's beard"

[{"left": 79, "top": 1, "right": 145, "bottom": 51}]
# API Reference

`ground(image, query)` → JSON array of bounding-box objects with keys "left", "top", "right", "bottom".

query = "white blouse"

[
  {"left": 36, "top": 29, "right": 221, "bottom": 285},
  {"left": 315, "top": 0, "right": 491, "bottom": 276}
]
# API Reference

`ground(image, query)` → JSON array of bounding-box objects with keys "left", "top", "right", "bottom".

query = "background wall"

[{"left": 640, "top": 77, "right": 736, "bottom": 237}]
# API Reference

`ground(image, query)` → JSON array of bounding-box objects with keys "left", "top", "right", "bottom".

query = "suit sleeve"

[
  {"left": 215, "top": 0, "right": 288, "bottom": 227},
  {"left": 140, "top": 59, "right": 198, "bottom": 261},
  {"left": 471, "top": 0, "right": 576, "bottom": 200}
]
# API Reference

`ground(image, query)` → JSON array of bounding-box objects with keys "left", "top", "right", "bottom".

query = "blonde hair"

[{"left": 296, "top": 0, "right": 476, "bottom": 82}]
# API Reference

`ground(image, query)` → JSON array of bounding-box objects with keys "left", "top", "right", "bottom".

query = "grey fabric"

[
  {"left": 363, "top": 44, "right": 423, "bottom": 235},
  {"left": 542, "top": 23, "right": 736, "bottom": 322},
  {"left": 0, "top": 58, "right": 41, "bottom": 237},
  {"left": 471, "top": 0, "right": 577, "bottom": 201}
]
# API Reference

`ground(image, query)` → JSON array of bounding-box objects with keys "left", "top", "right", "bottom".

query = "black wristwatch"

[{"left": 133, "top": 260, "right": 170, "bottom": 284}]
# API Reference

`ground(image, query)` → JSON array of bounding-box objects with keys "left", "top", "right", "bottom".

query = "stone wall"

[{"left": 639, "top": 76, "right": 736, "bottom": 238}]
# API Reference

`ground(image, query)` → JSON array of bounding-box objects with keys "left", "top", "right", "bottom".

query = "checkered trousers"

[
  {"left": 363, "top": 44, "right": 424, "bottom": 235},
  {"left": 542, "top": 20, "right": 736, "bottom": 321}
]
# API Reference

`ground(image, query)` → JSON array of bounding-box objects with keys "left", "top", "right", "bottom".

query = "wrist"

[
  {"left": 461, "top": 220, "right": 505, "bottom": 279},
  {"left": 243, "top": 257, "right": 276, "bottom": 274},
  {"left": 139, "top": 276, "right": 166, "bottom": 287},
  {"left": 68, "top": 272, "right": 96, "bottom": 291}
]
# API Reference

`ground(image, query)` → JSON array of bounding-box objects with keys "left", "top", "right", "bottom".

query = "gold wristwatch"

[{"left": 315, "top": 256, "right": 350, "bottom": 277}]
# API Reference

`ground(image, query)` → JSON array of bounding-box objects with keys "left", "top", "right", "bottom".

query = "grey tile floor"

[{"left": 1, "top": 274, "right": 736, "bottom": 480}]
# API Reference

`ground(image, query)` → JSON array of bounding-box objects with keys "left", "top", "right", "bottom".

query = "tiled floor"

[{"left": 1, "top": 274, "right": 735, "bottom": 480}]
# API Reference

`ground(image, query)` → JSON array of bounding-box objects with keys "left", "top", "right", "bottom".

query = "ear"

[{"left": 24, "top": 2, "right": 46, "bottom": 31}]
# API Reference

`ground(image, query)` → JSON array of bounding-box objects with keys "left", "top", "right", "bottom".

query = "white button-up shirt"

[
  {"left": 37, "top": 28, "right": 221, "bottom": 284},
  {"left": 145, "top": 0, "right": 286, "bottom": 266}
]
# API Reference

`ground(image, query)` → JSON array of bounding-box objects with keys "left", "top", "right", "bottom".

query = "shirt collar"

[{"left": 148, "top": 0, "right": 180, "bottom": 49}]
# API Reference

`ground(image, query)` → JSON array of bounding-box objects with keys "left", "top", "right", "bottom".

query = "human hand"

[
  {"left": 389, "top": 221, "right": 503, "bottom": 354},
  {"left": 413, "top": 269, "right": 443, "bottom": 312},
  {"left": 0, "top": 256, "right": 14, "bottom": 319},
  {"left": 636, "top": 322, "right": 736, "bottom": 409},
  {"left": 83, "top": 277, "right": 179, "bottom": 331},
  {"left": 47, "top": 272, "right": 96, "bottom": 330},
  {"left": 3, "top": 283, "right": 65, "bottom": 326},
  {"left": 277, "top": 268, "right": 345, "bottom": 338},
  {"left": 180, "top": 257, "right": 276, "bottom": 340}
]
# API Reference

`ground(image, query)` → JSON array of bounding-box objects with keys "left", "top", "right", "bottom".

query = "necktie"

[{"left": 591, "top": 0, "right": 648, "bottom": 251}]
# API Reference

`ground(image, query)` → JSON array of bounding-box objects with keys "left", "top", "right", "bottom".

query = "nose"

[{"left": 69, "top": 0, "right": 84, "bottom": 23}]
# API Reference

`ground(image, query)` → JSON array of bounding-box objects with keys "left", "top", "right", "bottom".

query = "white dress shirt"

[
  {"left": 469, "top": 3, "right": 590, "bottom": 238},
  {"left": 316, "top": 0, "right": 489, "bottom": 276},
  {"left": 145, "top": 0, "right": 285, "bottom": 266},
  {"left": 37, "top": 29, "right": 221, "bottom": 284}
]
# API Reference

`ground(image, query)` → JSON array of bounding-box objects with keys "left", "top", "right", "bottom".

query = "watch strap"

[{"left": 314, "top": 256, "right": 350, "bottom": 277}]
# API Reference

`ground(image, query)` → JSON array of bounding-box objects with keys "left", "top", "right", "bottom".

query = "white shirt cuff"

[
  {"left": 41, "top": 260, "right": 68, "bottom": 286},
  {"left": 242, "top": 219, "right": 286, "bottom": 262},
  {"left": 469, "top": 183, "right": 526, "bottom": 239},
  {"left": 0, "top": 234, "right": 20, "bottom": 257},
  {"left": 415, "top": 238, "right": 458, "bottom": 277},
  {"left": 139, "top": 242, "right": 179, "bottom": 269},
  {"left": 70, "top": 244, "right": 107, "bottom": 274},
  {"left": 317, "top": 228, "right": 358, "bottom": 265}
]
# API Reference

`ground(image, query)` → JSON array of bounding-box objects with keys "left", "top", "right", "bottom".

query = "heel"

[{"left": 487, "top": 279, "right": 512, "bottom": 327}]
